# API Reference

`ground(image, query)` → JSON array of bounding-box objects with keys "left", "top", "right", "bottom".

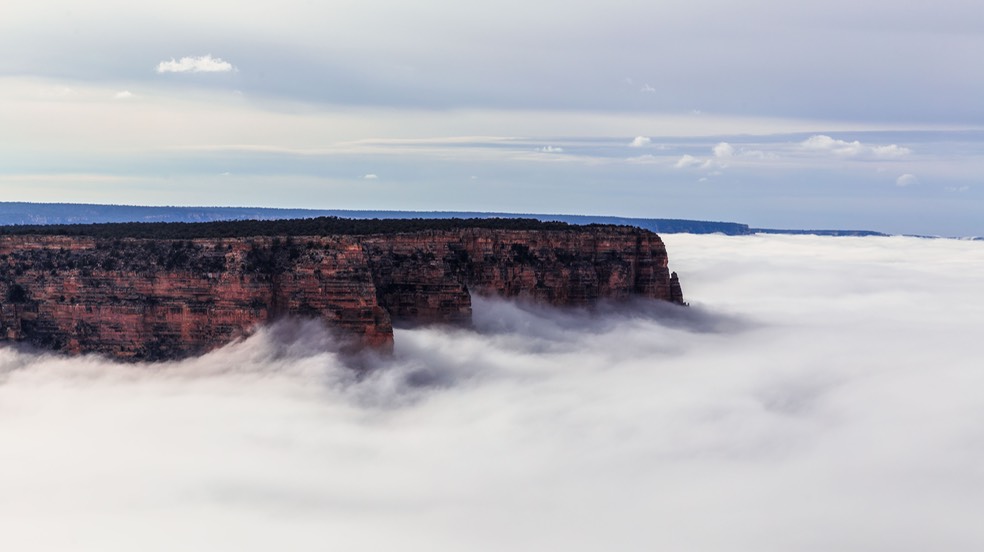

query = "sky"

[
  {"left": 1, "top": 0, "right": 983, "bottom": 234},
  {"left": 2, "top": 233, "right": 983, "bottom": 551}
]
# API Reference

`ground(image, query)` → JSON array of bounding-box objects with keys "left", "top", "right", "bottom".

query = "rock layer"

[{"left": 0, "top": 226, "right": 683, "bottom": 360}]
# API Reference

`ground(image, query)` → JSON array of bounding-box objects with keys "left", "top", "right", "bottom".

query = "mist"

[{"left": 1, "top": 234, "right": 982, "bottom": 551}]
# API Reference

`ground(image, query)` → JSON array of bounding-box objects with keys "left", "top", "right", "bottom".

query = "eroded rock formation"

[{"left": 0, "top": 226, "right": 684, "bottom": 360}]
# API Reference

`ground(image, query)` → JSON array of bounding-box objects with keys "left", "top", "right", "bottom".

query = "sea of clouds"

[{"left": 1, "top": 233, "right": 982, "bottom": 551}]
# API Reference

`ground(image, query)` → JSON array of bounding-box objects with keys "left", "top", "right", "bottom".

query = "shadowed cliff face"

[{"left": 0, "top": 227, "right": 683, "bottom": 360}]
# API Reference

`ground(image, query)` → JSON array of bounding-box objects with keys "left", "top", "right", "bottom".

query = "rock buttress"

[
  {"left": 0, "top": 235, "right": 392, "bottom": 360},
  {"left": 361, "top": 226, "right": 683, "bottom": 325}
]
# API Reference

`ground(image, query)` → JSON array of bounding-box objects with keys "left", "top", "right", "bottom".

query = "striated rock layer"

[{"left": 0, "top": 226, "right": 684, "bottom": 360}]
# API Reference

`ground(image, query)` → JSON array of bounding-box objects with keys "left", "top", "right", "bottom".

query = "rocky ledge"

[{"left": 0, "top": 221, "right": 684, "bottom": 360}]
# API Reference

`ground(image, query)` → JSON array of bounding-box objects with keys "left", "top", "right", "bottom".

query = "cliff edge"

[{"left": 0, "top": 221, "right": 684, "bottom": 360}]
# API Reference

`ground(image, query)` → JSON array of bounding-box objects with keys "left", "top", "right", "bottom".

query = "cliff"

[{"left": 0, "top": 224, "right": 684, "bottom": 360}]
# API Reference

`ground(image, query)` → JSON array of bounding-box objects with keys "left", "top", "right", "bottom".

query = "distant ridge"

[{"left": 0, "top": 201, "right": 887, "bottom": 237}]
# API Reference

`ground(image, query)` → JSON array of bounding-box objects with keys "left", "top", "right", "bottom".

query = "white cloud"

[
  {"left": 896, "top": 173, "right": 918, "bottom": 187},
  {"left": 712, "top": 142, "right": 734, "bottom": 158},
  {"left": 675, "top": 155, "right": 716, "bottom": 170},
  {"left": 674, "top": 154, "right": 703, "bottom": 168},
  {"left": 871, "top": 144, "right": 912, "bottom": 158},
  {"left": 114, "top": 90, "right": 134, "bottom": 99},
  {"left": 802, "top": 134, "right": 864, "bottom": 155},
  {"left": 629, "top": 136, "right": 651, "bottom": 148},
  {"left": 801, "top": 135, "right": 911, "bottom": 158},
  {"left": 156, "top": 55, "right": 236, "bottom": 73},
  {"left": 0, "top": 235, "right": 981, "bottom": 550},
  {"left": 640, "top": 84, "right": 656, "bottom": 93},
  {"left": 537, "top": 146, "right": 564, "bottom": 153},
  {"left": 362, "top": 173, "right": 378, "bottom": 179},
  {"left": 738, "top": 149, "right": 776, "bottom": 160}
]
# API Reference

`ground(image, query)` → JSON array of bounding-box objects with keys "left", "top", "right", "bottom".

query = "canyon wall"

[{"left": 0, "top": 226, "right": 683, "bottom": 360}]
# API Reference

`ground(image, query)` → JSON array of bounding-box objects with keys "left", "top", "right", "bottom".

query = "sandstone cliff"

[{"left": 0, "top": 225, "right": 683, "bottom": 360}]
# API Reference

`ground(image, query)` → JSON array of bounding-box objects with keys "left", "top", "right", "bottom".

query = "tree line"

[{"left": 0, "top": 217, "right": 582, "bottom": 239}]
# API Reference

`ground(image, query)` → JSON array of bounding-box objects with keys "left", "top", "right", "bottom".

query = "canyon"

[{"left": 0, "top": 223, "right": 684, "bottom": 360}]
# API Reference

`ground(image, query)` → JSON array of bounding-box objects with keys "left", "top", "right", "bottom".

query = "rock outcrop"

[{"left": 0, "top": 225, "right": 684, "bottom": 360}]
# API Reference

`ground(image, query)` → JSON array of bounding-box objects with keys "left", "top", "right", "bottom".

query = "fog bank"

[{"left": 1, "top": 234, "right": 982, "bottom": 551}]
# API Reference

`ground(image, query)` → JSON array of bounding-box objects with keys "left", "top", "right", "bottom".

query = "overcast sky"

[
  {"left": 1, "top": 0, "right": 983, "bottom": 235},
  {"left": 3, "top": 234, "right": 983, "bottom": 550}
]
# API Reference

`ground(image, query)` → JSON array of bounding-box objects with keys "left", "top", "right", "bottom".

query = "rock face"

[{"left": 0, "top": 226, "right": 683, "bottom": 360}]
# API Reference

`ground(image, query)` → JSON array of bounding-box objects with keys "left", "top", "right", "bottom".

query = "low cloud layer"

[{"left": 1, "top": 234, "right": 982, "bottom": 551}]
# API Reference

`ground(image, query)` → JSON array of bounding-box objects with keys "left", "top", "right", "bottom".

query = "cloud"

[
  {"left": 712, "top": 142, "right": 734, "bottom": 158},
  {"left": 871, "top": 144, "right": 911, "bottom": 158},
  {"left": 629, "top": 136, "right": 651, "bottom": 148},
  {"left": 640, "top": 84, "right": 656, "bottom": 93},
  {"left": 737, "top": 149, "right": 776, "bottom": 160},
  {"left": 801, "top": 134, "right": 865, "bottom": 155},
  {"left": 674, "top": 154, "right": 703, "bottom": 168},
  {"left": 896, "top": 173, "right": 918, "bottom": 187},
  {"left": 114, "top": 90, "right": 134, "bottom": 99},
  {"left": 156, "top": 55, "right": 236, "bottom": 73},
  {"left": 673, "top": 153, "right": 711, "bottom": 169},
  {"left": 708, "top": 142, "right": 775, "bottom": 161},
  {"left": 537, "top": 146, "right": 564, "bottom": 153},
  {"left": 362, "top": 173, "right": 379, "bottom": 179},
  {"left": 0, "top": 234, "right": 980, "bottom": 550},
  {"left": 801, "top": 135, "right": 912, "bottom": 158}
]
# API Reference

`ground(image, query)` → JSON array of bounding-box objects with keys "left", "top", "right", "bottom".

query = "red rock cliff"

[
  {"left": 363, "top": 227, "right": 683, "bottom": 324},
  {"left": 0, "top": 226, "right": 683, "bottom": 360}
]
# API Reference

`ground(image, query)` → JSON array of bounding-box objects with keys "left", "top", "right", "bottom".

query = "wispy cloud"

[
  {"left": 114, "top": 90, "right": 134, "bottom": 99},
  {"left": 629, "top": 136, "right": 652, "bottom": 148},
  {"left": 674, "top": 154, "right": 708, "bottom": 169},
  {"left": 156, "top": 55, "right": 236, "bottom": 74},
  {"left": 363, "top": 173, "right": 379, "bottom": 180},
  {"left": 871, "top": 144, "right": 911, "bottom": 158},
  {"left": 801, "top": 135, "right": 911, "bottom": 158}
]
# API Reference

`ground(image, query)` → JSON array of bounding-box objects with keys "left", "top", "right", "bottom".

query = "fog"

[{"left": 2, "top": 234, "right": 983, "bottom": 551}]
